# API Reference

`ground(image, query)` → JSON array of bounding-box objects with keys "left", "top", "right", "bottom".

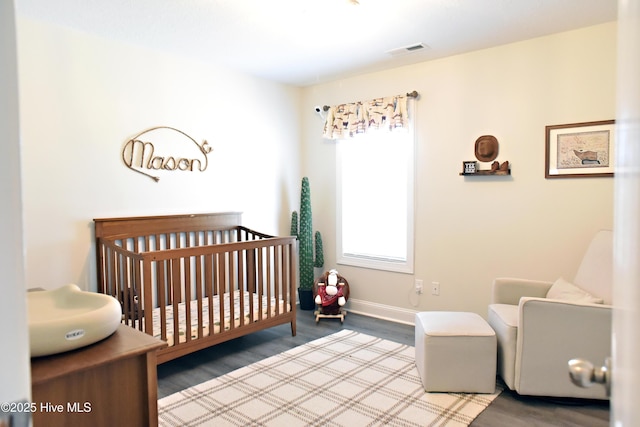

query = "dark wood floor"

[{"left": 157, "top": 309, "right": 610, "bottom": 426}]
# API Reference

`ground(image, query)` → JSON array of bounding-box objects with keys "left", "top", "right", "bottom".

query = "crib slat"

[
  {"left": 274, "top": 245, "right": 280, "bottom": 316},
  {"left": 205, "top": 253, "right": 214, "bottom": 335},
  {"left": 282, "top": 244, "right": 289, "bottom": 314},
  {"left": 195, "top": 252, "right": 204, "bottom": 341},
  {"left": 143, "top": 256, "right": 153, "bottom": 336},
  {"left": 171, "top": 258, "right": 182, "bottom": 344},
  {"left": 257, "top": 246, "right": 264, "bottom": 321},
  {"left": 217, "top": 253, "right": 226, "bottom": 334},
  {"left": 122, "top": 253, "right": 135, "bottom": 326},
  {"left": 247, "top": 248, "right": 256, "bottom": 323},
  {"left": 286, "top": 243, "right": 293, "bottom": 315},
  {"left": 133, "top": 255, "right": 144, "bottom": 330},
  {"left": 183, "top": 256, "right": 193, "bottom": 343},
  {"left": 115, "top": 252, "right": 128, "bottom": 326},
  {"left": 228, "top": 250, "right": 235, "bottom": 330},
  {"left": 107, "top": 246, "right": 116, "bottom": 297},
  {"left": 266, "top": 246, "right": 272, "bottom": 319},
  {"left": 238, "top": 249, "right": 245, "bottom": 326},
  {"left": 157, "top": 260, "right": 168, "bottom": 343},
  {"left": 177, "top": 231, "right": 189, "bottom": 338}
]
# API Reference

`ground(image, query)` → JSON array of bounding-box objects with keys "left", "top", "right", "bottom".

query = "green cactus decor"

[
  {"left": 314, "top": 231, "right": 324, "bottom": 268},
  {"left": 298, "top": 177, "right": 315, "bottom": 290},
  {"left": 291, "top": 177, "right": 324, "bottom": 309},
  {"left": 290, "top": 211, "right": 298, "bottom": 239}
]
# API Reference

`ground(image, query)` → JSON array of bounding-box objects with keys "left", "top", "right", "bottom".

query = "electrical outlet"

[
  {"left": 415, "top": 279, "right": 423, "bottom": 294},
  {"left": 431, "top": 281, "right": 440, "bottom": 296}
]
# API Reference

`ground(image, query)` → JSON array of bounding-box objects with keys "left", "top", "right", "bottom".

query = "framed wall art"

[
  {"left": 462, "top": 161, "right": 477, "bottom": 174},
  {"left": 545, "top": 120, "right": 615, "bottom": 178}
]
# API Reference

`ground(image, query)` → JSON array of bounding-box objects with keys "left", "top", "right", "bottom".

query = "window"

[{"left": 336, "top": 127, "right": 415, "bottom": 273}]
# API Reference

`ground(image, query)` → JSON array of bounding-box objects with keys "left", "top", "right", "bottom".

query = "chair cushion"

[
  {"left": 546, "top": 277, "right": 604, "bottom": 304},
  {"left": 487, "top": 303, "right": 518, "bottom": 390},
  {"left": 573, "top": 229, "right": 613, "bottom": 304}
]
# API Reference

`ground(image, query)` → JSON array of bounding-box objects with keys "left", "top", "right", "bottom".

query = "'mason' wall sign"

[{"left": 122, "top": 126, "right": 212, "bottom": 182}]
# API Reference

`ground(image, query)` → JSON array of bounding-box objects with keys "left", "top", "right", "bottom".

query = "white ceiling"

[{"left": 15, "top": 0, "right": 617, "bottom": 87}]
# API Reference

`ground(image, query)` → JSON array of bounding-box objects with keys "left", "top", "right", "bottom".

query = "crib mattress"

[{"left": 150, "top": 292, "right": 287, "bottom": 347}]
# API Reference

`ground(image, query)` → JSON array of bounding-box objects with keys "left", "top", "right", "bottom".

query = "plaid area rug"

[{"left": 158, "top": 330, "right": 502, "bottom": 426}]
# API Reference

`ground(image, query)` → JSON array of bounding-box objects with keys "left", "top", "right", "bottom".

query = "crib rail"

[{"left": 94, "top": 212, "right": 243, "bottom": 240}]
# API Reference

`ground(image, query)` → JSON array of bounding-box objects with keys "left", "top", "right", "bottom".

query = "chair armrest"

[
  {"left": 491, "top": 278, "right": 553, "bottom": 305},
  {"left": 515, "top": 297, "right": 612, "bottom": 398}
]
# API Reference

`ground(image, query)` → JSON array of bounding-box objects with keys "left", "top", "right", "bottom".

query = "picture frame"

[
  {"left": 545, "top": 120, "right": 615, "bottom": 178},
  {"left": 462, "top": 161, "right": 477, "bottom": 174}
]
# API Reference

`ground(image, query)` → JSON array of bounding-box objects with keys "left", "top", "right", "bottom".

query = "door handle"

[{"left": 568, "top": 357, "right": 611, "bottom": 397}]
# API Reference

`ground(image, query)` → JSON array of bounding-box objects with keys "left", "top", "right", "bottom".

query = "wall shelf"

[{"left": 460, "top": 169, "right": 511, "bottom": 176}]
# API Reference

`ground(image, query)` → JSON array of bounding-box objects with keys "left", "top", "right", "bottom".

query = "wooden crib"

[{"left": 94, "top": 212, "right": 297, "bottom": 364}]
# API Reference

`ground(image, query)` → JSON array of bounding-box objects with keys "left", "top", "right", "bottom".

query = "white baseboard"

[
  {"left": 295, "top": 292, "right": 418, "bottom": 326},
  {"left": 344, "top": 298, "right": 418, "bottom": 326}
]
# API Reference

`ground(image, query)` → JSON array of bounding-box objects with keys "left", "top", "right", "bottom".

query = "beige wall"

[
  {"left": 16, "top": 16, "right": 616, "bottom": 319},
  {"left": 301, "top": 23, "right": 616, "bottom": 318},
  {"left": 17, "top": 18, "right": 302, "bottom": 291}
]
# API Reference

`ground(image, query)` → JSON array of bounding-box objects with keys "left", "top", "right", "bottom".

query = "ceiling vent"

[{"left": 386, "top": 43, "right": 430, "bottom": 57}]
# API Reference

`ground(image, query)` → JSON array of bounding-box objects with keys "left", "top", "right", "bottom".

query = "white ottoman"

[{"left": 415, "top": 311, "right": 496, "bottom": 393}]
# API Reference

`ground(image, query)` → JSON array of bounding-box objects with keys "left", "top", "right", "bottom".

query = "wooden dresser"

[{"left": 31, "top": 325, "right": 166, "bottom": 427}]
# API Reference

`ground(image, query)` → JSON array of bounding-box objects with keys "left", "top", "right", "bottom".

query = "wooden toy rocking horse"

[{"left": 313, "top": 269, "right": 350, "bottom": 323}]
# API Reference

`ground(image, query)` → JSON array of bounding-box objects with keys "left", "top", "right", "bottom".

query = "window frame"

[{"left": 335, "top": 119, "right": 415, "bottom": 274}]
